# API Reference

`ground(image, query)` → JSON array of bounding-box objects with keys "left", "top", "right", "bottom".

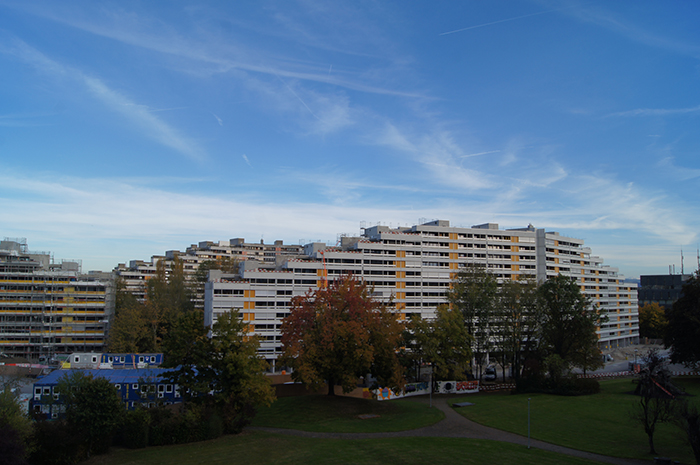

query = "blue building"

[{"left": 31, "top": 368, "right": 182, "bottom": 419}]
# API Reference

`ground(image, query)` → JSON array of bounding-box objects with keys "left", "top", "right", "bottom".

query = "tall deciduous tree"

[
  {"left": 110, "top": 257, "right": 197, "bottom": 353},
  {"left": 56, "top": 371, "right": 125, "bottom": 457},
  {"left": 447, "top": 264, "right": 498, "bottom": 379},
  {"left": 534, "top": 275, "right": 604, "bottom": 380},
  {"left": 664, "top": 272, "right": 700, "bottom": 369},
  {"left": 639, "top": 302, "right": 668, "bottom": 340},
  {"left": 494, "top": 279, "right": 538, "bottom": 382},
  {"left": 164, "top": 310, "right": 275, "bottom": 433},
  {"left": 280, "top": 274, "right": 404, "bottom": 395},
  {"left": 408, "top": 305, "right": 472, "bottom": 381}
]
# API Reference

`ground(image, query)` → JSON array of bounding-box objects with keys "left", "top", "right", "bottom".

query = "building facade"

[
  {"left": 638, "top": 274, "right": 692, "bottom": 309},
  {"left": 0, "top": 239, "right": 108, "bottom": 360},
  {"left": 204, "top": 220, "right": 639, "bottom": 370},
  {"left": 114, "top": 239, "right": 303, "bottom": 305}
]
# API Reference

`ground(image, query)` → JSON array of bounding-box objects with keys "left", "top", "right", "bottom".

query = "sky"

[{"left": 1, "top": 1, "right": 699, "bottom": 279}]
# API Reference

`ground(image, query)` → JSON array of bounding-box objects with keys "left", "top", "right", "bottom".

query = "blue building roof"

[{"left": 34, "top": 368, "right": 176, "bottom": 386}]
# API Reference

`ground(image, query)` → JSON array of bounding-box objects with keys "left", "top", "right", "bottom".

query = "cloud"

[
  {"left": 1, "top": 167, "right": 698, "bottom": 278},
  {"left": 0, "top": 35, "right": 204, "bottom": 161},
  {"left": 242, "top": 154, "right": 252, "bottom": 167},
  {"left": 440, "top": 9, "right": 557, "bottom": 36},
  {"left": 551, "top": 0, "right": 700, "bottom": 57},
  {"left": 606, "top": 105, "right": 700, "bottom": 118},
  {"left": 212, "top": 113, "right": 223, "bottom": 126},
  {"left": 8, "top": 3, "right": 425, "bottom": 99},
  {"left": 376, "top": 123, "right": 493, "bottom": 190}
]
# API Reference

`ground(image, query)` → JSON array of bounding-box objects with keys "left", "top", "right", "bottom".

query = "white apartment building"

[
  {"left": 114, "top": 239, "right": 303, "bottom": 305},
  {"left": 204, "top": 220, "right": 638, "bottom": 370}
]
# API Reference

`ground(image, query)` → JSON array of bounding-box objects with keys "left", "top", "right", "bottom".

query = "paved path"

[{"left": 249, "top": 396, "right": 651, "bottom": 464}]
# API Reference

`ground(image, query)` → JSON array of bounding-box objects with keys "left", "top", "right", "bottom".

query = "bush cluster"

[{"left": 116, "top": 405, "right": 224, "bottom": 449}]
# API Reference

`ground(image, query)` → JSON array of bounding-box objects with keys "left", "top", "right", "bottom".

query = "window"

[
  {"left": 74, "top": 356, "right": 79, "bottom": 363},
  {"left": 139, "top": 356, "right": 145, "bottom": 363},
  {"left": 115, "top": 384, "right": 121, "bottom": 391},
  {"left": 150, "top": 356, "right": 156, "bottom": 363},
  {"left": 92, "top": 356, "right": 98, "bottom": 363}
]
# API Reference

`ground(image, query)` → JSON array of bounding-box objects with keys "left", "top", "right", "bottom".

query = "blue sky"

[{"left": 1, "top": 1, "right": 699, "bottom": 278}]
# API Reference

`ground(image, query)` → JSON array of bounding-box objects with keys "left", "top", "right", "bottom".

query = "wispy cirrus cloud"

[
  {"left": 0, "top": 34, "right": 204, "bottom": 161},
  {"left": 6, "top": 2, "right": 425, "bottom": 99},
  {"left": 549, "top": 0, "right": 700, "bottom": 57},
  {"left": 606, "top": 104, "right": 700, "bottom": 118},
  {"left": 377, "top": 123, "right": 493, "bottom": 190}
]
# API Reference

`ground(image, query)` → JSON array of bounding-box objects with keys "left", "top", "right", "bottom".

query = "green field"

[
  {"left": 80, "top": 378, "right": 700, "bottom": 464},
  {"left": 85, "top": 431, "right": 602, "bottom": 465},
  {"left": 251, "top": 394, "right": 444, "bottom": 432},
  {"left": 451, "top": 377, "right": 700, "bottom": 464}
]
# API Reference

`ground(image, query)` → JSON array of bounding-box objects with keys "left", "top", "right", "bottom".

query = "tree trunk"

[
  {"left": 327, "top": 377, "right": 335, "bottom": 396},
  {"left": 647, "top": 432, "right": 656, "bottom": 455}
]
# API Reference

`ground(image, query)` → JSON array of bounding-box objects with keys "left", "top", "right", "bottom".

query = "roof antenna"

[{"left": 681, "top": 248, "right": 684, "bottom": 275}]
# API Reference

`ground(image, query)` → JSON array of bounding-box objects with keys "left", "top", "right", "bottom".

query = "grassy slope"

[
  {"left": 85, "top": 432, "right": 601, "bottom": 465},
  {"left": 251, "top": 394, "right": 444, "bottom": 432},
  {"left": 451, "top": 377, "right": 700, "bottom": 464}
]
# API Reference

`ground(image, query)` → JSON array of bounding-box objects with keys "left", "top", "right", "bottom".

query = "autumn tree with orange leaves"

[{"left": 280, "top": 274, "right": 404, "bottom": 396}]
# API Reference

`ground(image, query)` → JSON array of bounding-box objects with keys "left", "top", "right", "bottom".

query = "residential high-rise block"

[
  {"left": 204, "top": 220, "right": 638, "bottom": 370},
  {"left": 0, "top": 239, "right": 109, "bottom": 360}
]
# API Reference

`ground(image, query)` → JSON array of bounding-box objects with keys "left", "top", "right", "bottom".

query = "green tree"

[
  {"left": 408, "top": 305, "right": 472, "bottom": 381},
  {"left": 0, "top": 380, "right": 32, "bottom": 465},
  {"left": 56, "top": 371, "right": 125, "bottom": 457},
  {"left": 674, "top": 399, "right": 700, "bottom": 465},
  {"left": 494, "top": 279, "right": 538, "bottom": 382},
  {"left": 164, "top": 309, "right": 275, "bottom": 433},
  {"left": 110, "top": 258, "right": 198, "bottom": 353},
  {"left": 280, "top": 274, "right": 404, "bottom": 395},
  {"left": 639, "top": 302, "right": 668, "bottom": 340},
  {"left": 447, "top": 264, "right": 498, "bottom": 379},
  {"left": 534, "top": 275, "right": 604, "bottom": 380},
  {"left": 664, "top": 272, "right": 700, "bottom": 369}
]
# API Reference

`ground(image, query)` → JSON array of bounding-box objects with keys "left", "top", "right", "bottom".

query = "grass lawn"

[
  {"left": 84, "top": 431, "right": 602, "bottom": 465},
  {"left": 450, "top": 376, "right": 700, "bottom": 464},
  {"left": 251, "top": 394, "right": 444, "bottom": 432}
]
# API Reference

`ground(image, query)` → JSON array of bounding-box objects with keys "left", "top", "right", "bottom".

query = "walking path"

[{"left": 249, "top": 396, "right": 650, "bottom": 464}]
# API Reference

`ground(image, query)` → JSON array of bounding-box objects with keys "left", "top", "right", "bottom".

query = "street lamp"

[{"left": 527, "top": 398, "right": 531, "bottom": 449}]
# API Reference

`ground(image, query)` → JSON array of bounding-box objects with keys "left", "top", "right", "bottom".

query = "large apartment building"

[
  {"left": 204, "top": 220, "right": 638, "bottom": 370},
  {"left": 114, "top": 239, "right": 303, "bottom": 304},
  {"left": 0, "top": 239, "right": 109, "bottom": 360}
]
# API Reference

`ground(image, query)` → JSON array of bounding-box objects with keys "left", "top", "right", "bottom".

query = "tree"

[
  {"left": 109, "top": 258, "right": 197, "bottom": 353},
  {"left": 632, "top": 349, "right": 679, "bottom": 455},
  {"left": 164, "top": 309, "right": 275, "bottom": 433},
  {"left": 408, "top": 305, "right": 473, "bottom": 382},
  {"left": 664, "top": 272, "right": 700, "bottom": 369},
  {"left": 280, "top": 274, "right": 404, "bottom": 395},
  {"left": 56, "top": 371, "right": 125, "bottom": 457},
  {"left": 447, "top": 264, "right": 498, "bottom": 379},
  {"left": 639, "top": 302, "right": 668, "bottom": 340},
  {"left": 674, "top": 399, "right": 700, "bottom": 465},
  {"left": 0, "top": 380, "right": 32, "bottom": 465},
  {"left": 494, "top": 279, "right": 538, "bottom": 382},
  {"left": 534, "top": 275, "right": 604, "bottom": 381}
]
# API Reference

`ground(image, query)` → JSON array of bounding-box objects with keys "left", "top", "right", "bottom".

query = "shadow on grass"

[{"left": 251, "top": 395, "right": 444, "bottom": 433}]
